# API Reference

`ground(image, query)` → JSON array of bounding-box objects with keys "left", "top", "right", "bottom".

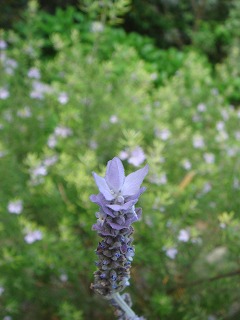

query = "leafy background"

[{"left": 0, "top": 0, "right": 240, "bottom": 319}]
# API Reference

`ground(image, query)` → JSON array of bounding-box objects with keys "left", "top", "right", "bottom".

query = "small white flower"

[
  {"left": 150, "top": 73, "right": 158, "bottom": 81},
  {"left": 24, "top": 230, "right": 43, "bottom": 244},
  {"left": 109, "top": 115, "right": 118, "bottom": 124},
  {"left": 197, "top": 103, "right": 206, "bottom": 112},
  {"left": 211, "top": 88, "right": 219, "bottom": 96},
  {"left": 182, "top": 159, "right": 192, "bottom": 170},
  {"left": 7, "top": 200, "right": 23, "bottom": 214},
  {"left": 165, "top": 247, "right": 178, "bottom": 259},
  {"left": 91, "top": 21, "right": 104, "bottom": 33},
  {"left": 60, "top": 274, "right": 68, "bottom": 282},
  {"left": 219, "top": 222, "right": 226, "bottom": 229},
  {"left": 235, "top": 131, "right": 240, "bottom": 141},
  {"left": 0, "top": 287, "right": 4, "bottom": 295},
  {"left": 58, "top": 92, "right": 69, "bottom": 105},
  {"left": 233, "top": 177, "right": 239, "bottom": 189},
  {"left": 28, "top": 67, "right": 41, "bottom": 79},
  {"left": 203, "top": 153, "right": 215, "bottom": 164},
  {"left": 178, "top": 229, "right": 190, "bottom": 242},
  {"left": 17, "top": 106, "right": 32, "bottom": 118},
  {"left": 215, "top": 131, "right": 228, "bottom": 142},
  {"left": 0, "top": 87, "right": 10, "bottom": 99},
  {"left": 193, "top": 135, "right": 205, "bottom": 149}
]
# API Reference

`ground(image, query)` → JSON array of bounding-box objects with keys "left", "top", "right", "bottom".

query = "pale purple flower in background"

[
  {"left": 203, "top": 153, "right": 215, "bottom": 164},
  {"left": 128, "top": 146, "right": 146, "bottom": 167},
  {"left": 4, "top": 58, "right": 18, "bottom": 75},
  {"left": 156, "top": 128, "right": 171, "bottom": 141},
  {"left": 165, "top": 247, "right": 178, "bottom": 259},
  {"left": 182, "top": 159, "right": 192, "bottom": 170},
  {"left": 89, "top": 140, "right": 98, "bottom": 150},
  {"left": 17, "top": 106, "right": 32, "bottom": 118},
  {"left": 54, "top": 126, "right": 72, "bottom": 138},
  {"left": 60, "top": 273, "right": 68, "bottom": 282},
  {"left": 24, "top": 230, "right": 43, "bottom": 244},
  {"left": 43, "top": 155, "right": 58, "bottom": 167},
  {"left": 193, "top": 135, "right": 205, "bottom": 149},
  {"left": 192, "top": 114, "right": 202, "bottom": 122},
  {"left": 27, "top": 67, "right": 41, "bottom": 79},
  {"left": 208, "top": 315, "right": 217, "bottom": 320},
  {"left": 216, "top": 121, "right": 225, "bottom": 132},
  {"left": 30, "top": 81, "right": 51, "bottom": 99},
  {"left": 178, "top": 229, "right": 190, "bottom": 242},
  {"left": 32, "top": 165, "right": 47, "bottom": 177},
  {"left": 220, "top": 109, "right": 229, "bottom": 121},
  {"left": 158, "top": 173, "right": 167, "bottom": 185},
  {"left": 197, "top": 103, "right": 206, "bottom": 112},
  {"left": 7, "top": 200, "right": 23, "bottom": 214},
  {"left": 58, "top": 92, "right": 69, "bottom": 105},
  {"left": 3, "top": 316, "right": 12, "bottom": 320},
  {"left": 215, "top": 131, "right": 228, "bottom": 142},
  {"left": 109, "top": 115, "right": 118, "bottom": 124},
  {"left": 47, "top": 135, "right": 57, "bottom": 148},
  {"left": 0, "top": 87, "right": 10, "bottom": 99},
  {"left": 0, "top": 150, "right": 8, "bottom": 158},
  {"left": 226, "top": 147, "right": 237, "bottom": 157},
  {"left": 233, "top": 177, "right": 239, "bottom": 189},
  {"left": 119, "top": 150, "right": 129, "bottom": 160},
  {"left": 237, "top": 110, "right": 240, "bottom": 118},
  {"left": 202, "top": 182, "right": 212, "bottom": 194},
  {"left": 0, "top": 39, "right": 7, "bottom": 49},
  {"left": 211, "top": 88, "right": 219, "bottom": 96},
  {"left": 234, "top": 131, "right": 240, "bottom": 141},
  {"left": 150, "top": 72, "right": 158, "bottom": 81},
  {"left": 149, "top": 173, "right": 167, "bottom": 185},
  {"left": 0, "top": 287, "right": 5, "bottom": 295},
  {"left": 119, "top": 147, "right": 146, "bottom": 167}
]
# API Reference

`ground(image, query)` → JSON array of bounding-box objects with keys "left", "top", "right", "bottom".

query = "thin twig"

[{"left": 167, "top": 268, "right": 240, "bottom": 294}]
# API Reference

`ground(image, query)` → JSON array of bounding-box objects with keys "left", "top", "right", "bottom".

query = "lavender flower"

[{"left": 90, "top": 157, "right": 148, "bottom": 319}]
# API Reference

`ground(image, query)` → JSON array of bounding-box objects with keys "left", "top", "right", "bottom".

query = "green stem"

[{"left": 108, "top": 292, "right": 138, "bottom": 319}]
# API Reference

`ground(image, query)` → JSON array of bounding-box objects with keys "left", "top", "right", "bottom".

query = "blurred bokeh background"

[{"left": 0, "top": 1, "right": 240, "bottom": 319}]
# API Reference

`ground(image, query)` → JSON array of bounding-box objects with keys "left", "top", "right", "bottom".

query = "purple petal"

[
  {"left": 125, "top": 187, "right": 146, "bottom": 201},
  {"left": 108, "top": 221, "right": 128, "bottom": 230},
  {"left": 107, "top": 199, "right": 138, "bottom": 211},
  {"left": 105, "top": 157, "right": 125, "bottom": 193},
  {"left": 90, "top": 194, "right": 115, "bottom": 217},
  {"left": 122, "top": 164, "right": 149, "bottom": 196},
  {"left": 92, "top": 172, "right": 114, "bottom": 200}
]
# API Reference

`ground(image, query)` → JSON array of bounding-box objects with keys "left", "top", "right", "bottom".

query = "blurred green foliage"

[{"left": 0, "top": 1, "right": 240, "bottom": 320}]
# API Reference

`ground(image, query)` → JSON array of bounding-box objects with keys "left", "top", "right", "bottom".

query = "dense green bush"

[{"left": 1, "top": 1, "right": 240, "bottom": 320}]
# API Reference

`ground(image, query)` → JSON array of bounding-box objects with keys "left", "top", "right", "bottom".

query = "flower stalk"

[{"left": 90, "top": 157, "right": 148, "bottom": 319}]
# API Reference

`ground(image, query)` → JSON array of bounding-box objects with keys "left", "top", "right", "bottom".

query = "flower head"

[{"left": 92, "top": 157, "right": 148, "bottom": 202}]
